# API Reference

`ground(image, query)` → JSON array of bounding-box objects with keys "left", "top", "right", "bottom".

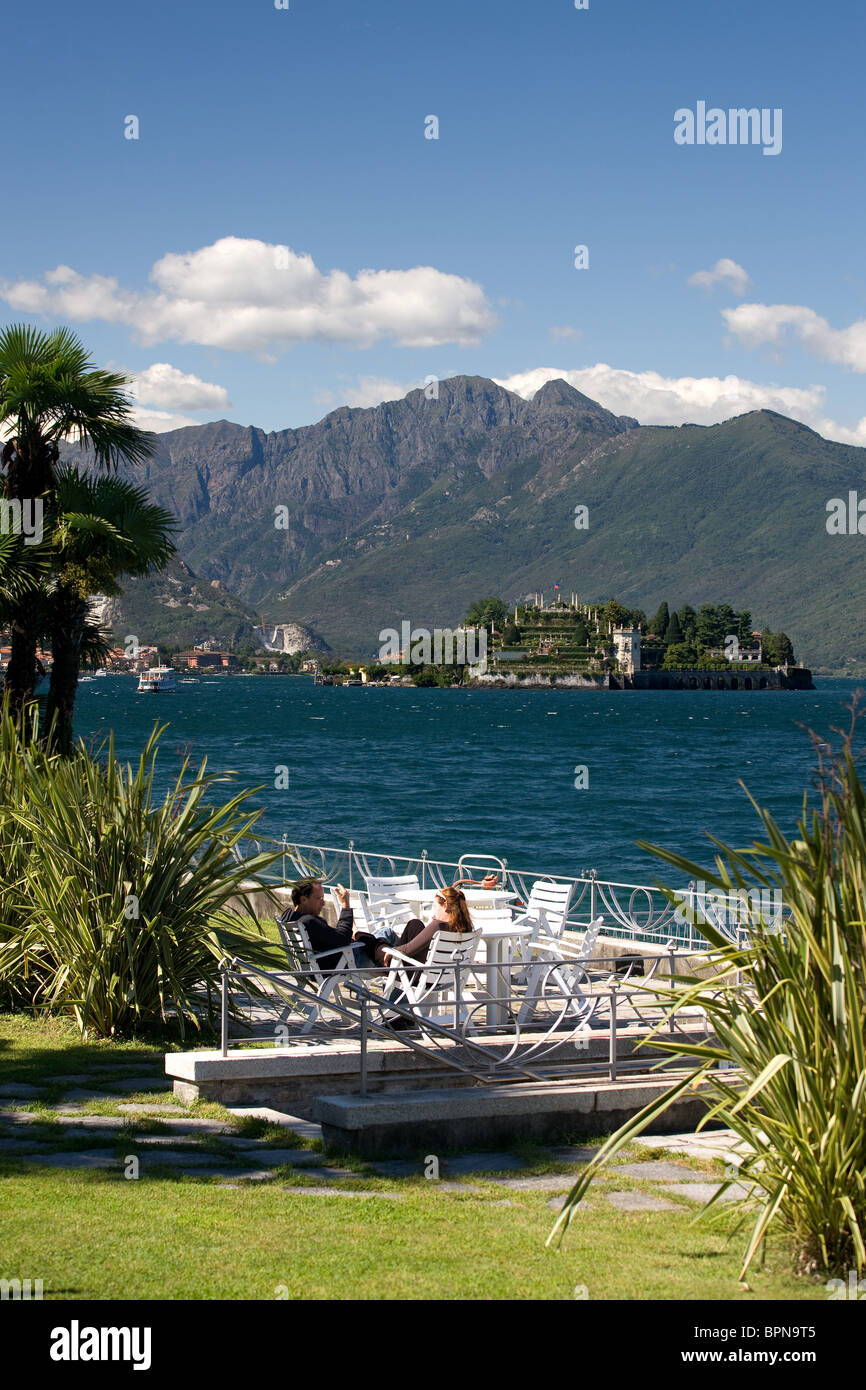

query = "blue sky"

[{"left": 2, "top": 0, "right": 864, "bottom": 441}]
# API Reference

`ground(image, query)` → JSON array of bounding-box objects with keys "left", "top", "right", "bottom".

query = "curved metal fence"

[{"left": 233, "top": 837, "right": 790, "bottom": 949}]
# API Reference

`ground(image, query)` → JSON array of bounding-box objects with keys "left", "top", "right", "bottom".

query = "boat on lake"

[{"left": 137, "top": 665, "right": 177, "bottom": 693}]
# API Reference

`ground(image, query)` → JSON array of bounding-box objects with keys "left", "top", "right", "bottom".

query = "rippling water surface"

[{"left": 74, "top": 675, "right": 861, "bottom": 886}]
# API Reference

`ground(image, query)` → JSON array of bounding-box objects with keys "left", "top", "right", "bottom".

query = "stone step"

[{"left": 312, "top": 1072, "right": 713, "bottom": 1156}]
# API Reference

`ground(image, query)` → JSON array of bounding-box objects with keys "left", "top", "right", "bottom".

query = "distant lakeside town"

[{"left": 0, "top": 591, "right": 810, "bottom": 691}]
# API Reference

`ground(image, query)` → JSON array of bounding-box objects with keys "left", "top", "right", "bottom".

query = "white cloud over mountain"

[
  {"left": 341, "top": 376, "right": 419, "bottom": 408},
  {"left": 723, "top": 303, "right": 866, "bottom": 373},
  {"left": 492, "top": 363, "right": 866, "bottom": 446},
  {"left": 131, "top": 363, "right": 232, "bottom": 411},
  {"left": 0, "top": 237, "right": 496, "bottom": 353},
  {"left": 129, "top": 407, "right": 201, "bottom": 433}
]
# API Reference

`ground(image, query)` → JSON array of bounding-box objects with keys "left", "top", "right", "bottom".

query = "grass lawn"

[{"left": 0, "top": 1014, "right": 831, "bottom": 1301}]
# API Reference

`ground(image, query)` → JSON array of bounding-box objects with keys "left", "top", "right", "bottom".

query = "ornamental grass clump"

[
  {"left": 0, "top": 706, "right": 282, "bottom": 1036},
  {"left": 551, "top": 712, "right": 866, "bottom": 1280}
]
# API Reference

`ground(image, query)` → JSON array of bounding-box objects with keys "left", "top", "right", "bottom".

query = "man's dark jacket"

[{"left": 280, "top": 905, "right": 354, "bottom": 972}]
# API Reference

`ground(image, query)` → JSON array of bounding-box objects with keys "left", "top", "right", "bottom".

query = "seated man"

[{"left": 279, "top": 878, "right": 394, "bottom": 970}]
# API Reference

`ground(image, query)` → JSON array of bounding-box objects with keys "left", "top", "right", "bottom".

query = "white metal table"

[{"left": 393, "top": 888, "right": 529, "bottom": 1026}]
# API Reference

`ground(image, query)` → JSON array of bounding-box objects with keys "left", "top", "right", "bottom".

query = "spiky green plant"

[
  {"left": 0, "top": 705, "right": 283, "bottom": 1036},
  {"left": 550, "top": 712, "right": 866, "bottom": 1280}
]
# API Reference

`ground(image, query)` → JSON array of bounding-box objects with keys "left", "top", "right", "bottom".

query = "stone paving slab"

[
  {"left": 225, "top": 1106, "right": 322, "bottom": 1140},
  {"left": 131, "top": 1135, "right": 209, "bottom": 1148},
  {"left": 369, "top": 1152, "right": 527, "bottom": 1178},
  {"left": 236, "top": 1148, "right": 323, "bottom": 1167},
  {"left": 134, "top": 1149, "right": 236, "bottom": 1168},
  {"left": 22, "top": 1150, "right": 119, "bottom": 1170},
  {"left": 446, "top": 1152, "right": 527, "bottom": 1176},
  {"left": 605, "top": 1190, "right": 676, "bottom": 1212},
  {"left": 634, "top": 1130, "right": 749, "bottom": 1164},
  {"left": 101, "top": 1076, "right": 172, "bottom": 1093},
  {"left": 547, "top": 1196, "right": 590, "bottom": 1211},
  {"left": 0, "top": 1083, "right": 43, "bottom": 1097},
  {"left": 1, "top": 1132, "right": 118, "bottom": 1150},
  {"left": 50, "top": 1074, "right": 102, "bottom": 1085},
  {"left": 368, "top": 1158, "right": 430, "bottom": 1178},
  {"left": 35, "top": 1128, "right": 123, "bottom": 1145},
  {"left": 658, "top": 1181, "right": 751, "bottom": 1203},
  {"left": 0, "top": 1109, "right": 49, "bottom": 1125},
  {"left": 38, "top": 1114, "right": 129, "bottom": 1131},
  {"left": 549, "top": 1146, "right": 597, "bottom": 1164},
  {"left": 613, "top": 1161, "right": 703, "bottom": 1182}
]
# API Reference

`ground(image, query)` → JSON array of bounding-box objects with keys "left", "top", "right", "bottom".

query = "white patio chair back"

[
  {"left": 381, "top": 927, "right": 482, "bottom": 1029},
  {"left": 520, "top": 878, "right": 575, "bottom": 940},
  {"left": 275, "top": 913, "right": 369, "bottom": 1035},
  {"left": 516, "top": 915, "right": 604, "bottom": 1026},
  {"left": 363, "top": 874, "right": 420, "bottom": 928},
  {"left": 330, "top": 887, "right": 375, "bottom": 929},
  {"left": 424, "top": 926, "right": 482, "bottom": 973}
]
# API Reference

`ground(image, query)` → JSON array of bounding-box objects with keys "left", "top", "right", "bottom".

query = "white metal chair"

[
  {"left": 363, "top": 874, "right": 421, "bottom": 930},
  {"left": 508, "top": 878, "right": 576, "bottom": 984},
  {"left": 275, "top": 914, "right": 376, "bottom": 1034},
  {"left": 512, "top": 877, "right": 575, "bottom": 944},
  {"left": 329, "top": 886, "right": 376, "bottom": 929},
  {"left": 516, "top": 915, "right": 604, "bottom": 1026},
  {"left": 454, "top": 852, "right": 507, "bottom": 887},
  {"left": 378, "top": 927, "right": 482, "bottom": 1031}
]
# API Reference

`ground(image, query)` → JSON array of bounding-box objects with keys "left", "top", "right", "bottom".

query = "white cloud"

[
  {"left": 129, "top": 407, "right": 201, "bottom": 433},
  {"left": 131, "top": 363, "right": 232, "bottom": 411},
  {"left": 549, "top": 325, "right": 580, "bottom": 341},
  {"left": 722, "top": 302, "right": 866, "bottom": 372},
  {"left": 688, "top": 258, "right": 751, "bottom": 296},
  {"left": 340, "top": 376, "right": 420, "bottom": 408},
  {"left": 0, "top": 237, "right": 496, "bottom": 353},
  {"left": 493, "top": 362, "right": 864, "bottom": 444}
]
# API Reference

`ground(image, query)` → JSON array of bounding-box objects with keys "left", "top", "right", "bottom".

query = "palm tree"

[
  {"left": 0, "top": 324, "right": 154, "bottom": 717},
  {"left": 45, "top": 467, "right": 176, "bottom": 752}
]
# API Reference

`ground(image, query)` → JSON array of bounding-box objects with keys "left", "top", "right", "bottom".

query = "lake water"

[{"left": 73, "top": 675, "right": 862, "bottom": 888}]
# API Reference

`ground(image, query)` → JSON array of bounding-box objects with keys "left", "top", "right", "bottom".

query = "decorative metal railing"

[
  {"left": 219, "top": 946, "right": 713, "bottom": 1090},
  {"left": 233, "top": 838, "right": 790, "bottom": 949}
]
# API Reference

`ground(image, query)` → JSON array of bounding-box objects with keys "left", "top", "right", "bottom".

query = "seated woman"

[{"left": 367, "top": 885, "right": 475, "bottom": 967}]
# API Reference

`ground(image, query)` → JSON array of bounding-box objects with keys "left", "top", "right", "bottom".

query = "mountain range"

[{"left": 72, "top": 375, "right": 866, "bottom": 671}]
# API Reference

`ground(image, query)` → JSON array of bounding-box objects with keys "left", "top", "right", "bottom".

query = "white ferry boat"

[{"left": 137, "top": 665, "right": 177, "bottom": 693}]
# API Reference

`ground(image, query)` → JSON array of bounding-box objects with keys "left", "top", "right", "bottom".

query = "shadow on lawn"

[{"left": 0, "top": 1018, "right": 220, "bottom": 1086}]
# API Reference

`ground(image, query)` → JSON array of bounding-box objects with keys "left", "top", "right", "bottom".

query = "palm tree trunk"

[
  {"left": 3, "top": 593, "right": 41, "bottom": 719},
  {"left": 46, "top": 586, "right": 87, "bottom": 755},
  {"left": 2, "top": 434, "right": 55, "bottom": 724}
]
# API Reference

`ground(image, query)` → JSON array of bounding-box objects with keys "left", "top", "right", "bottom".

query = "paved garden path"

[{"left": 0, "top": 1074, "right": 751, "bottom": 1208}]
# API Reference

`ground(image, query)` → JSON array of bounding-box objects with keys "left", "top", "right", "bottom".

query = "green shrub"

[
  {"left": 0, "top": 707, "right": 282, "bottom": 1037},
  {"left": 552, "top": 714, "right": 866, "bottom": 1279}
]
